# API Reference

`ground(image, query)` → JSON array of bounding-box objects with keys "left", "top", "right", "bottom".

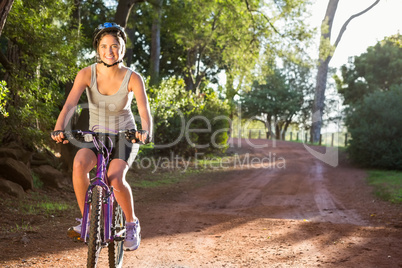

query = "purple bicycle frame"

[{"left": 80, "top": 150, "right": 115, "bottom": 243}]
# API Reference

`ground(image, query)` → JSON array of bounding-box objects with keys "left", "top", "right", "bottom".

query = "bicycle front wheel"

[
  {"left": 87, "top": 185, "right": 103, "bottom": 268},
  {"left": 108, "top": 202, "right": 125, "bottom": 267}
]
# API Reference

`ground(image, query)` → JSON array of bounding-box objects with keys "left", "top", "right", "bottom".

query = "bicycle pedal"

[
  {"left": 72, "top": 236, "right": 84, "bottom": 243},
  {"left": 67, "top": 228, "right": 81, "bottom": 239}
]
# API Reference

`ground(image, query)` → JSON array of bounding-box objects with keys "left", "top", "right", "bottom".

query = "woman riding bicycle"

[{"left": 51, "top": 22, "right": 152, "bottom": 251}]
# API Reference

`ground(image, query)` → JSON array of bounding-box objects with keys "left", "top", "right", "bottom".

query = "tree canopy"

[
  {"left": 240, "top": 67, "right": 306, "bottom": 139},
  {"left": 336, "top": 34, "right": 402, "bottom": 105},
  {"left": 337, "top": 34, "right": 402, "bottom": 169},
  {"left": 1, "top": 0, "right": 378, "bottom": 155},
  {"left": 0, "top": 0, "right": 81, "bottom": 145}
]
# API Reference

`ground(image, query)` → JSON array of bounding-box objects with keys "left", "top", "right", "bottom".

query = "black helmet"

[{"left": 92, "top": 22, "right": 127, "bottom": 49}]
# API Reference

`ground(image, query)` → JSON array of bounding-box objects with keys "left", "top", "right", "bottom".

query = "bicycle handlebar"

[{"left": 51, "top": 129, "right": 149, "bottom": 145}]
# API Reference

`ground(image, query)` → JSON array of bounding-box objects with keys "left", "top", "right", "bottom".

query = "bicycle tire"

[
  {"left": 108, "top": 202, "right": 125, "bottom": 267},
  {"left": 87, "top": 186, "right": 103, "bottom": 268}
]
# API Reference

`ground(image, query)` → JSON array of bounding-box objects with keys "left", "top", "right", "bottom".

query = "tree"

[
  {"left": 0, "top": 0, "right": 14, "bottom": 37},
  {"left": 114, "top": 0, "right": 162, "bottom": 85},
  {"left": 336, "top": 34, "right": 402, "bottom": 169},
  {"left": 148, "top": 0, "right": 163, "bottom": 85},
  {"left": 336, "top": 34, "right": 402, "bottom": 105},
  {"left": 241, "top": 69, "right": 304, "bottom": 140},
  {"left": 345, "top": 86, "right": 402, "bottom": 170},
  {"left": 0, "top": 0, "right": 81, "bottom": 146},
  {"left": 310, "top": 0, "right": 380, "bottom": 143},
  {"left": 114, "top": 0, "right": 144, "bottom": 27}
]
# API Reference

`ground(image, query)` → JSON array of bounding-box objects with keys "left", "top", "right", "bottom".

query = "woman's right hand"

[{"left": 51, "top": 130, "right": 69, "bottom": 144}]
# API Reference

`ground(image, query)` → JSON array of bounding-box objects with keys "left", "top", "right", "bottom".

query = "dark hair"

[
  {"left": 92, "top": 22, "right": 127, "bottom": 49},
  {"left": 97, "top": 31, "right": 125, "bottom": 50}
]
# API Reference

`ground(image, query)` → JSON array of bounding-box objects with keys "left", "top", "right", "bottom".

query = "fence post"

[
  {"left": 305, "top": 133, "right": 308, "bottom": 143},
  {"left": 290, "top": 132, "right": 292, "bottom": 141},
  {"left": 259, "top": 130, "right": 261, "bottom": 139},
  {"left": 331, "top": 133, "right": 334, "bottom": 147},
  {"left": 319, "top": 134, "right": 322, "bottom": 145},
  {"left": 296, "top": 132, "right": 299, "bottom": 141}
]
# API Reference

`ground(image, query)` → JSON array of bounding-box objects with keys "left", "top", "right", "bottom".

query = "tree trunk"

[
  {"left": 71, "top": 0, "right": 80, "bottom": 34},
  {"left": 310, "top": 0, "right": 338, "bottom": 143},
  {"left": 149, "top": 0, "right": 163, "bottom": 86},
  {"left": 266, "top": 116, "right": 272, "bottom": 139},
  {"left": 275, "top": 122, "right": 280, "bottom": 140},
  {"left": 114, "top": 0, "right": 146, "bottom": 66},
  {"left": 0, "top": 0, "right": 14, "bottom": 38},
  {"left": 114, "top": 0, "right": 142, "bottom": 27},
  {"left": 0, "top": 0, "right": 14, "bottom": 72},
  {"left": 311, "top": 56, "right": 331, "bottom": 143},
  {"left": 184, "top": 47, "right": 197, "bottom": 91},
  {"left": 310, "top": 0, "right": 380, "bottom": 143},
  {"left": 125, "top": 4, "right": 139, "bottom": 67},
  {"left": 125, "top": 27, "right": 135, "bottom": 67}
]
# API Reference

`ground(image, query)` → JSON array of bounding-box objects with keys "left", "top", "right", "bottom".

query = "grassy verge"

[
  {"left": 0, "top": 191, "right": 74, "bottom": 234},
  {"left": 128, "top": 156, "right": 226, "bottom": 189},
  {"left": 2, "top": 191, "right": 72, "bottom": 218},
  {"left": 367, "top": 170, "right": 402, "bottom": 203}
]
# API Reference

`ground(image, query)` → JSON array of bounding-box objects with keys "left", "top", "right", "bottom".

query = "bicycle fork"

[{"left": 81, "top": 179, "right": 115, "bottom": 245}]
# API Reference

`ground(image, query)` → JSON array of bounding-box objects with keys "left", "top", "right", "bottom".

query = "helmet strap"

[{"left": 100, "top": 59, "right": 123, "bottom": 68}]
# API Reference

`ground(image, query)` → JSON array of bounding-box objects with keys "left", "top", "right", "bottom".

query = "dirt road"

[{"left": 1, "top": 138, "right": 401, "bottom": 267}]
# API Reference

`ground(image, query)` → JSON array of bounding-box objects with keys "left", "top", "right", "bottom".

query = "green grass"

[
  {"left": 32, "top": 172, "right": 44, "bottom": 189},
  {"left": 367, "top": 170, "right": 402, "bottom": 203},
  {"left": 5, "top": 192, "right": 72, "bottom": 217},
  {"left": 9, "top": 220, "right": 38, "bottom": 233},
  {"left": 0, "top": 192, "right": 73, "bottom": 234}
]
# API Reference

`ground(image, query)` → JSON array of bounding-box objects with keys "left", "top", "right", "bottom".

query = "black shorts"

[{"left": 77, "top": 133, "right": 140, "bottom": 167}]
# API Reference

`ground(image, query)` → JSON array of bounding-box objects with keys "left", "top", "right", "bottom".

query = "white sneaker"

[
  {"left": 123, "top": 220, "right": 141, "bottom": 251},
  {"left": 67, "top": 218, "right": 82, "bottom": 238}
]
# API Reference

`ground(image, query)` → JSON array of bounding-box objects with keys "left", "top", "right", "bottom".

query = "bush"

[
  {"left": 345, "top": 85, "right": 402, "bottom": 169},
  {"left": 134, "top": 77, "right": 230, "bottom": 156}
]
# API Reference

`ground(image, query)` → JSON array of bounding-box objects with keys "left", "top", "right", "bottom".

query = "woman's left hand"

[{"left": 133, "top": 130, "right": 149, "bottom": 144}]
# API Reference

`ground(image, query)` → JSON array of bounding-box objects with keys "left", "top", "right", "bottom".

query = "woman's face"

[{"left": 98, "top": 34, "right": 124, "bottom": 65}]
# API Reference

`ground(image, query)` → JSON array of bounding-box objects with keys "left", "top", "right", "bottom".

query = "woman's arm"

[
  {"left": 52, "top": 67, "right": 91, "bottom": 143},
  {"left": 130, "top": 72, "right": 153, "bottom": 143}
]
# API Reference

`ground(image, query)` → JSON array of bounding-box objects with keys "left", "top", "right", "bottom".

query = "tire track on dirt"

[
  {"left": 310, "top": 161, "right": 366, "bottom": 225},
  {"left": 190, "top": 139, "right": 367, "bottom": 226}
]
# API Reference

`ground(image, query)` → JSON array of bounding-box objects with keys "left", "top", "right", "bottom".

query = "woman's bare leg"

[
  {"left": 107, "top": 159, "right": 136, "bottom": 222},
  {"left": 72, "top": 148, "right": 97, "bottom": 215}
]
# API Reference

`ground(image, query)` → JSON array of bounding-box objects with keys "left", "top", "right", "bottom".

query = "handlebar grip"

[
  {"left": 51, "top": 130, "right": 84, "bottom": 142},
  {"left": 125, "top": 129, "right": 150, "bottom": 145},
  {"left": 125, "top": 129, "right": 142, "bottom": 144}
]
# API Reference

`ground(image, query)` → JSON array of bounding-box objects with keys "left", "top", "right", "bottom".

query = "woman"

[{"left": 51, "top": 22, "right": 152, "bottom": 251}]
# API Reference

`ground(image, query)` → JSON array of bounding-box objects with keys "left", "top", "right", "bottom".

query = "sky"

[{"left": 308, "top": 0, "right": 402, "bottom": 69}]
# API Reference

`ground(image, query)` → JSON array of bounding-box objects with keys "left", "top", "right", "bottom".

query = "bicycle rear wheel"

[
  {"left": 108, "top": 202, "right": 125, "bottom": 267},
  {"left": 87, "top": 186, "right": 103, "bottom": 268}
]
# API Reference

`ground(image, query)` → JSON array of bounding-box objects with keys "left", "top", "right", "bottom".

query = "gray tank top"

[{"left": 86, "top": 64, "right": 136, "bottom": 133}]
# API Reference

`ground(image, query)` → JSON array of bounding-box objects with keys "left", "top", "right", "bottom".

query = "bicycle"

[{"left": 54, "top": 129, "right": 143, "bottom": 268}]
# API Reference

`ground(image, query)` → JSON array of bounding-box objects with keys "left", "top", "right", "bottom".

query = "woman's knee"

[
  {"left": 109, "top": 172, "right": 128, "bottom": 187},
  {"left": 73, "top": 149, "right": 96, "bottom": 173}
]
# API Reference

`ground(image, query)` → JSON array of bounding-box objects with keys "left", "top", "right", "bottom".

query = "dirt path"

[{"left": 1, "top": 138, "right": 401, "bottom": 267}]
